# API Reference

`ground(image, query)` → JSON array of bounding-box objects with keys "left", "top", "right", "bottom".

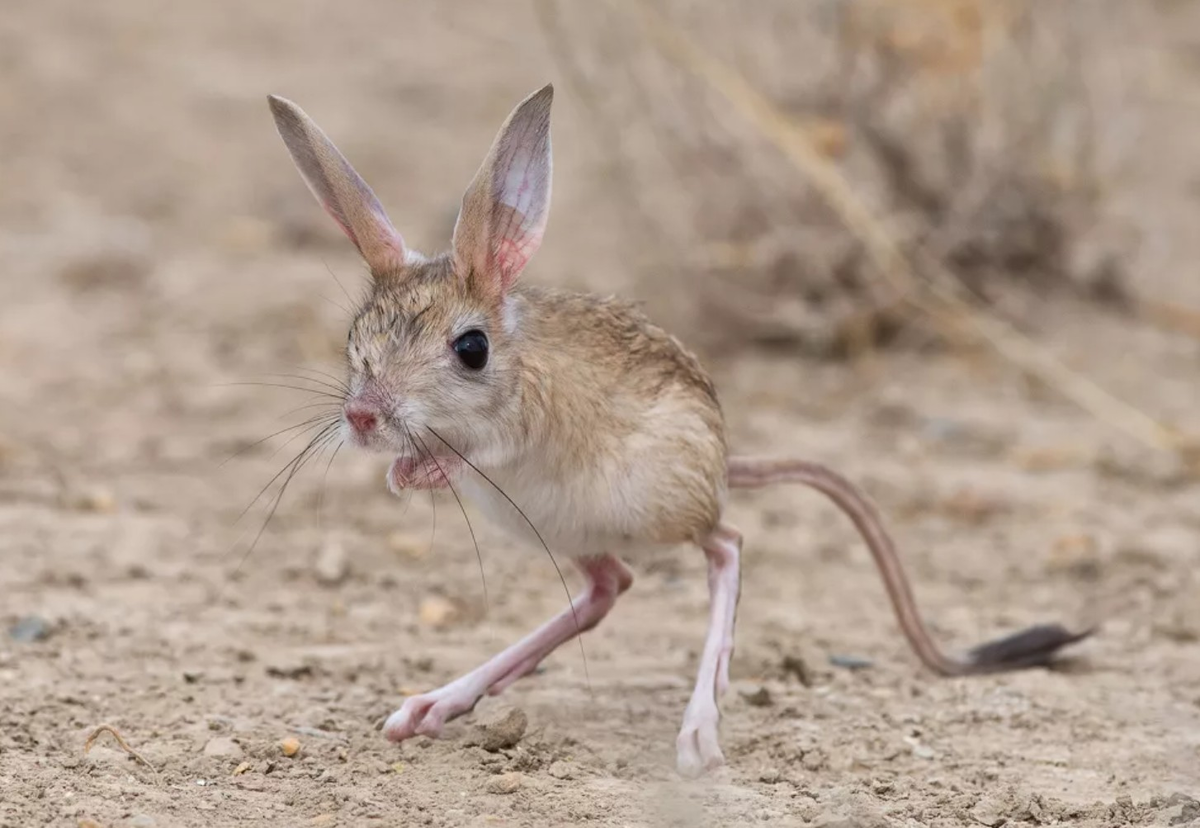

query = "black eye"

[{"left": 453, "top": 329, "right": 489, "bottom": 370}]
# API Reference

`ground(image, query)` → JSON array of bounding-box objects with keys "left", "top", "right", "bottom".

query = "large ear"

[
  {"left": 268, "top": 95, "right": 407, "bottom": 275},
  {"left": 452, "top": 84, "right": 553, "bottom": 298}
]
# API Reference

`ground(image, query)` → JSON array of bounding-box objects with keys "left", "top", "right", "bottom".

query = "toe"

[
  {"left": 415, "top": 706, "right": 448, "bottom": 738},
  {"left": 675, "top": 710, "right": 725, "bottom": 777},
  {"left": 383, "top": 696, "right": 432, "bottom": 742},
  {"left": 676, "top": 731, "right": 704, "bottom": 778}
]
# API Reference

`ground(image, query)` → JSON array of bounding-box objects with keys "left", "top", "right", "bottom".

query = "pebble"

[
  {"left": 473, "top": 708, "right": 527, "bottom": 752},
  {"left": 388, "top": 531, "right": 426, "bottom": 560},
  {"left": 780, "top": 654, "right": 811, "bottom": 686},
  {"left": 314, "top": 537, "right": 349, "bottom": 586},
  {"left": 418, "top": 595, "right": 461, "bottom": 628},
  {"left": 128, "top": 816, "right": 157, "bottom": 828},
  {"left": 203, "top": 736, "right": 244, "bottom": 759},
  {"left": 280, "top": 737, "right": 302, "bottom": 757},
  {"left": 547, "top": 761, "right": 573, "bottom": 780},
  {"left": 8, "top": 615, "right": 51, "bottom": 643},
  {"left": 65, "top": 486, "right": 118, "bottom": 513},
  {"left": 740, "top": 685, "right": 773, "bottom": 707},
  {"left": 486, "top": 772, "right": 524, "bottom": 794},
  {"left": 828, "top": 654, "right": 873, "bottom": 670}
]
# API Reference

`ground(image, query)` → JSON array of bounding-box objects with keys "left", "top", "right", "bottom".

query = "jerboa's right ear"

[{"left": 268, "top": 95, "right": 407, "bottom": 275}]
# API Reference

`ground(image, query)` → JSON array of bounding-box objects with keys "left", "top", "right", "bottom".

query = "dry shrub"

[{"left": 541, "top": 0, "right": 1145, "bottom": 355}]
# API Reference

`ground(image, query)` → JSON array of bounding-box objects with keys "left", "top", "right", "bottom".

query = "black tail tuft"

[{"left": 967, "top": 623, "right": 1095, "bottom": 671}]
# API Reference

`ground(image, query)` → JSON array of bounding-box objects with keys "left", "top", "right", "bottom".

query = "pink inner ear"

[
  {"left": 324, "top": 206, "right": 360, "bottom": 248},
  {"left": 489, "top": 200, "right": 544, "bottom": 292},
  {"left": 495, "top": 232, "right": 540, "bottom": 291}
]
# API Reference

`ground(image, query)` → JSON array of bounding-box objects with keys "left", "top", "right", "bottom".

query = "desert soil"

[{"left": 2, "top": 2, "right": 1199, "bottom": 827}]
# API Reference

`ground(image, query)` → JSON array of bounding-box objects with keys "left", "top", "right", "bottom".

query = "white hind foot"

[{"left": 675, "top": 523, "right": 741, "bottom": 776}]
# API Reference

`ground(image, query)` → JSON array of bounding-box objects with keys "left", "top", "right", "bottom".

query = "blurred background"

[{"left": 2, "top": 1, "right": 1199, "bottom": 826}]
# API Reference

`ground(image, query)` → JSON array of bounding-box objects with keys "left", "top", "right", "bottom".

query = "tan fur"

[{"left": 349, "top": 255, "right": 727, "bottom": 556}]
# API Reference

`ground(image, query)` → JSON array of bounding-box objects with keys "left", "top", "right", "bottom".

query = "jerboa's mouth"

[{"left": 386, "top": 454, "right": 461, "bottom": 493}]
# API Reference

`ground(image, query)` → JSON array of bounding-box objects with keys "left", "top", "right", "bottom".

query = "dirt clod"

[
  {"left": 486, "top": 772, "right": 524, "bottom": 795},
  {"left": 472, "top": 708, "right": 528, "bottom": 753},
  {"left": 547, "top": 761, "right": 574, "bottom": 780}
]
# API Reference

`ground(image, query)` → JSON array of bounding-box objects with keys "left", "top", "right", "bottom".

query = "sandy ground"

[{"left": 2, "top": 2, "right": 1199, "bottom": 826}]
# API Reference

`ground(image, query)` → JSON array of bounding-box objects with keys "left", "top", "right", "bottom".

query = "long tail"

[{"left": 727, "top": 456, "right": 1093, "bottom": 676}]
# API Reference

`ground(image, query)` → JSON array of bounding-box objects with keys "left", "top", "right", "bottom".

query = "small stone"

[
  {"left": 780, "top": 654, "right": 812, "bottom": 686},
  {"left": 474, "top": 708, "right": 527, "bottom": 752},
  {"left": 203, "top": 736, "right": 243, "bottom": 759},
  {"left": 740, "top": 686, "right": 773, "bottom": 707},
  {"left": 314, "top": 537, "right": 349, "bottom": 586},
  {"left": 66, "top": 486, "right": 118, "bottom": 513},
  {"left": 758, "top": 767, "right": 783, "bottom": 784},
  {"left": 388, "top": 531, "right": 426, "bottom": 560},
  {"left": 971, "top": 794, "right": 1008, "bottom": 826},
  {"left": 280, "top": 737, "right": 302, "bottom": 757},
  {"left": 128, "top": 816, "right": 157, "bottom": 828},
  {"left": 232, "top": 761, "right": 252, "bottom": 776},
  {"left": 419, "top": 595, "right": 461, "bottom": 628},
  {"left": 9, "top": 615, "right": 52, "bottom": 643},
  {"left": 486, "top": 772, "right": 524, "bottom": 794},
  {"left": 547, "top": 761, "right": 573, "bottom": 780},
  {"left": 912, "top": 743, "right": 936, "bottom": 760},
  {"left": 266, "top": 662, "right": 313, "bottom": 679},
  {"left": 829, "top": 654, "right": 873, "bottom": 670},
  {"left": 77, "top": 820, "right": 104, "bottom": 828}
]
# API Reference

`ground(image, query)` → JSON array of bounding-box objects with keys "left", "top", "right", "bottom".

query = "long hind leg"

[{"left": 676, "top": 522, "right": 742, "bottom": 777}]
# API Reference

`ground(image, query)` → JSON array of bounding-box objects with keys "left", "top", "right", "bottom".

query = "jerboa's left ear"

[{"left": 452, "top": 84, "right": 553, "bottom": 299}]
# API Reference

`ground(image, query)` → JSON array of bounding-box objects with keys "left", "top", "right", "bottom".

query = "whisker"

[
  {"left": 317, "top": 438, "right": 344, "bottom": 531},
  {"left": 235, "top": 424, "right": 340, "bottom": 573},
  {"left": 414, "top": 430, "right": 488, "bottom": 611},
  {"left": 220, "top": 381, "right": 343, "bottom": 399},
  {"left": 264, "top": 415, "right": 341, "bottom": 462},
  {"left": 266, "top": 373, "right": 350, "bottom": 398},
  {"left": 317, "top": 293, "right": 352, "bottom": 316},
  {"left": 276, "top": 400, "right": 342, "bottom": 420},
  {"left": 292, "top": 368, "right": 352, "bottom": 396},
  {"left": 219, "top": 414, "right": 339, "bottom": 468},
  {"left": 323, "top": 260, "right": 357, "bottom": 308},
  {"left": 235, "top": 420, "right": 339, "bottom": 525},
  {"left": 425, "top": 426, "right": 589, "bottom": 692}
]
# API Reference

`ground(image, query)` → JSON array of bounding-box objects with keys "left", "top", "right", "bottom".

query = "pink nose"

[{"left": 345, "top": 405, "right": 378, "bottom": 436}]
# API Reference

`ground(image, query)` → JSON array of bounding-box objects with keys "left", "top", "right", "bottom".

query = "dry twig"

[{"left": 83, "top": 724, "right": 161, "bottom": 784}]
